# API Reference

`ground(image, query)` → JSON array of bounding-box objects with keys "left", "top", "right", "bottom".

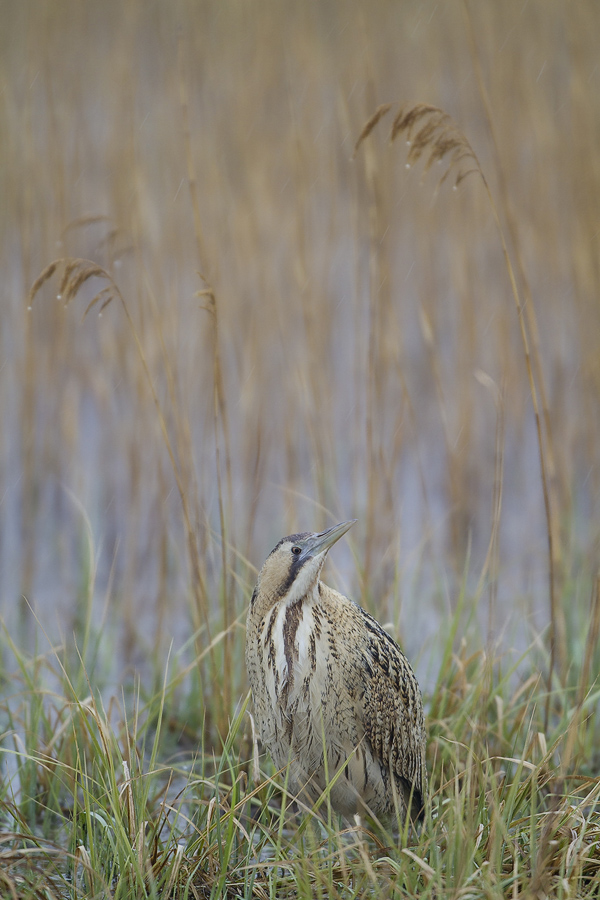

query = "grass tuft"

[{"left": 2, "top": 586, "right": 600, "bottom": 897}]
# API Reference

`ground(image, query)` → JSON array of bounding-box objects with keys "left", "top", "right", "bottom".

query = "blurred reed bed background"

[{"left": 1, "top": 0, "right": 599, "bottom": 723}]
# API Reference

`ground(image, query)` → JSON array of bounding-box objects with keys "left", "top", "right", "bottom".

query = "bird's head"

[{"left": 253, "top": 520, "right": 356, "bottom": 613}]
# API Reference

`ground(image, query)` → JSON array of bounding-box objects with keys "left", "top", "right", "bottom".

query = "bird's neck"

[
  {"left": 281, "top": 576, "right": 320, "bottom": 609},
  {"left": 270, "top": 581, "right": 321, "bottom": 697}
]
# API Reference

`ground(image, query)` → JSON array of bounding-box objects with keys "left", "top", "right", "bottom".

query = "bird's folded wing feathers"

[{"left": 357, "top": 620, "right": 427, "bottom": 807}]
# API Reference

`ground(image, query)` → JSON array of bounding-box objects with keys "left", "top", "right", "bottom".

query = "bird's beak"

[{"left": 300, "top": 519, "right": 357, "bottom": 561}]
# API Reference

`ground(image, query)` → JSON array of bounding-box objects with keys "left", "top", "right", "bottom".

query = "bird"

[{"left": 245, "top": 519, "right": 427, "bottom": 823}]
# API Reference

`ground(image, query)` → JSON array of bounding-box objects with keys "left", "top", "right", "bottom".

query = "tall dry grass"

[{"left": 1, "top": 0, "right": 598, "bottom": 710}]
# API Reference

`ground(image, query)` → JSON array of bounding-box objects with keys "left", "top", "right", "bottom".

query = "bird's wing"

[{"left": 358, "top": 612, "right": 427, "bottom": 815}]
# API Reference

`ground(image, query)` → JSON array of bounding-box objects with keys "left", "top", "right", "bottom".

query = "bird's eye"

[{"left": 291, "top": 546, "right": 302, "bottom": 555}]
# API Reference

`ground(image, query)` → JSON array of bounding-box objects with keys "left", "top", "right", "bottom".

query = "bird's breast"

[{"left": 258, "top": 599, "right": 324, "bottom": 708}]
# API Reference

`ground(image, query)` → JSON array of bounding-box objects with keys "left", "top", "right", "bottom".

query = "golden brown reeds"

[
  {"left": 6, "top": 0, "right": 599, "bottom": 755},
  {"left": 354, "top": 98, "right": 566, "bottom": 719}
]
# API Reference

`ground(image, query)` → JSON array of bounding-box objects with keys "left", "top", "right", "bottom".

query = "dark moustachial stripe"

[
  {"left": 266, "top": 532, "right": 312, "bottom": 599},
  {"left": 277, "top": 547, "right": 308, "bottom": 597}
]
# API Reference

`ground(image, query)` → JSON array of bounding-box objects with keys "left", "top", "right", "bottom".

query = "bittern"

[{"left": 245, "top": 520, "right": 427, "bottom": 822}]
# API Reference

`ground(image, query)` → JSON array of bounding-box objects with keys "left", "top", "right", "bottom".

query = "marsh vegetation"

[{"left": 1, "top": 1, "right": 599, "bottom": 896}]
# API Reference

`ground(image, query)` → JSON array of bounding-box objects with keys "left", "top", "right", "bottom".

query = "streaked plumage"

[{"left": 245, "top": 520, "right": 427, "bottom": 822}]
